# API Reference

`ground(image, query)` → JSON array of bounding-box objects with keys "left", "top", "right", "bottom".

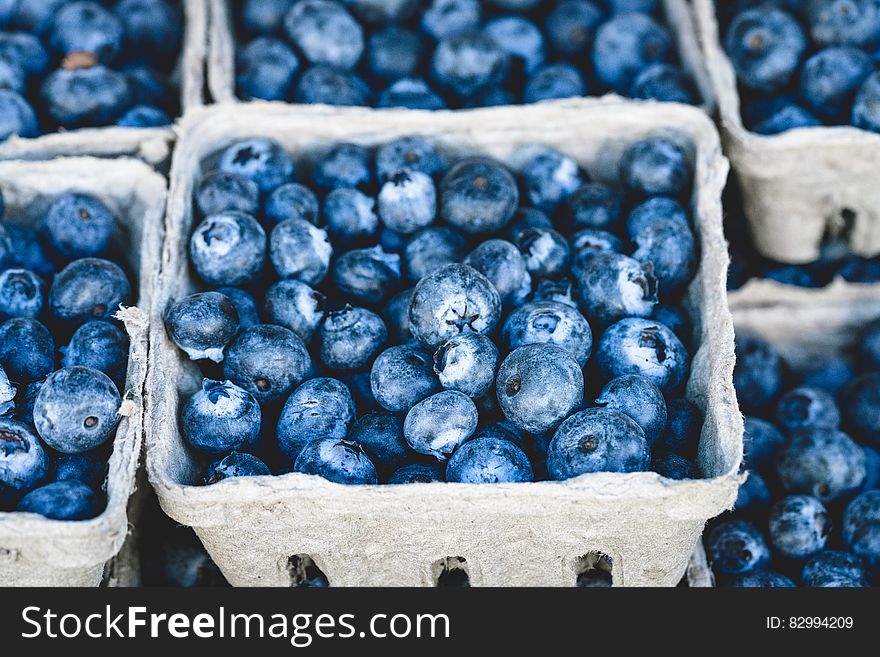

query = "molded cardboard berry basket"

[
  {"left": 145, "top": 99, "right": 741, "bottom": 587},
  {"left": 206, "top": 0, "right": 715, "bottom": 111},
  {"left": 0, "top": 157, "right": 165, "bottom": 586},
  {"left": 693, "top": 0, "right": 880, "bottom": 265},
  {"left": 0, "top": 0, "right": 209, "bottom": 167}
]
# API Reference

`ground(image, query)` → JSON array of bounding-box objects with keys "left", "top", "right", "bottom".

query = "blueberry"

[
  {"left": 838, "top": 253, "right": 880, "bottom": 280},
  {"left": 270, "top": 219, "right": 333, "bottom": 285},
  {"left": 440, "top": 157, "right": 518, "bottom": 234},
  {"left": 216, "top": 287, "right": 260, "bottom": 328},
  {"left": 619, "top": 137, "right": 690, "bottom": 199},
  {"left": 2, "top": 225, "right": 54, "bottom": 278},
  {"left": 806, "top": 0, "right": 880, "bottom": 49},
  {"left": 496, "top": 343, "right": 584, "bottom": 434},
  {"left": 408, "top": 263, "right": 501, "bottom": 350},
  {"left": 521, "top": 147, "right": 584, "bottom": 213},
  {"left": 294, "top": 437, "right": 378, "bottom": 484},
  {"left": 431, "top": 32, "right": 508, "bottom": 98},
  {"left": 403, "top": 390, "right": 478, "bottom": 461},
  {"left": 524, "top": 62, "right": 587, "bottom": 103},
  {"left": 577, "top": 253, "right": 658, "bottom": 328},
  {"left": 223, "top": 324, "right": 312, "bottom": 404},
  {"left": 349, "top": 412, "right": 410, "bottom": 475},
  {"left": 115, "top": 0, "right": 183, "bottom": 68},
  {"left": 196, "top": 173, "right": 261, "bottom": 224},
  {"left": 801, "top": 550, "right": 869, "bottom": 587},
  {"left": 284, "top": 0, "right": 363, "bottom": 70},
  {"left": 124, "top": 66, "right": 173, "bottom": 110},
  {"left": 433, "top": 332, "right": 499, "bottom": 398},
  {"left": 204, "top": 451, "right": 271, "bottom": 484},
  {"left": 656, "top": 397, "right": 702, "bottom": 455},
  {"left": 503, "top": 301, "right": 592, "bottom": 368},
  {"left": 313, "top": 143, "right": 372, "bottom": 192},
  {"left": 776, "top": 428, "right": 866, "bottom": 502},
  {"left": 318, "top": 305, "right": 387, "bottom": 370},
  {"left": 218, "top": 138, "right": 294, "bottom": 195},
  {"left": 0, "top": 418, "right": 48, "bottom": 491},
  {"left": 370, "top": 343, "right": 440, "bottom": 412},
  {"left": 606, "top": 0, "right": 658, "bottom": 13},
  {"left": 378, "top": 170, "right": 437, "bottom": 235},
  {"left": 333, "top": 246, "right": 401, "bottom": 305},
  {"left": 375, "top": 136, "right": 449, "bottom": 183},
  {"left": 241, "top": 0, "right": 295, "bottom": 36},
  {"left": 0, "top": 365, "right": 14, "bottom": 415},
  {"left": 422, "top": 0, "right": 480, "bottom": 40},
  {"left": 367, "top": 26, "right": 423, "bottom": 81},
  {"left": 736, "top": 470, "right": 771, "bottom": 512},
  {"left": 0, "top": 52, "right": 26, "bottom": 93},
  {"left": 0, "top": 269, "right": 43, "bottom": 320},
  {"left": 706, "top": 520, "right": 771, "bottom": 575},
  {"left": 544, "top": 0, "right": 603, "bottom": 57},
  {"left": 843, "top": 490, "right": 880, "bottom": 559},
  {"left": 52, "top": 450, "right": 106, "bottom": 489},
  {"left": 404, "top": 226, "right": 466, "bottom": 282},
  {"left": 631, "top": 64, "right": 697, "bottom": 104},
  {"left": 754, "top": 104, "right": 823, "bottom": 134},
  {"left": 182, "top": 379, "right": 261, "bottom": 455},
  {"left": 858, "top": 445, "right": 880, "bottom": 494},
  {"left": 464, "top": 239, "right": 531, "bottom": 307},
  {"left": 318, "top": 189, "right": 375, "bottom": 245},
  {"left": 725, "top": 7, "right": 807, "bottom": 93},
  {"left": 189, "top": 212, "right": 266, "bottom": 287},
  {"left": 0, "top": 31, "right": 48, "bottom": 76},
  {"left": 385, "top": 288, "right": 413, "bottom": 341},
  {"left": 734, "top": 334, "right": 784, "bottom": 413},
  {"left": 568, "top": 229, "right": 624, "bottom": 279},
  {"left": 277, "top": 377, "right": 355, "bottom": 462},
  {"left": 387, "top": 462, "right": 445, "bottom": 484},
  {"left": 632, "top": 218, "right": 697, "bottom": 298},
  {"left": 776, "top": 386, "right": 841, "bottom": 433},
  {"left": 236, "top": 37, "right": 299, "bottom": 101},
  {"left": 293, "top": 65, "right": 369, "bottom": 106},
  {"left": 514, "top": 226, "right": 570, "bottom": 279},
  {"left": 768, "top": 495, "right": 831, "bottom": 559},
  {"left": 41, "top": 66, "right": 132, "bottom": 129},
  {"left": 548, "top": 407, "right": 650, "bottom": 478},
  {"left": 596, "top": 318, "right": 689, "bottom": 394},
  {"left": 116, "top": 105, "right": 171, "bottom": 128},
  {"left": 266, "top": 183, "right": 319, "bottom": 227},
  {"left": 343, "top": 0, "right": 420, "bottom": 23},
  {"left": 49, "top": 257, "right": 130, "bottom": 327},
  {"left": 626, "top": 196, "right": 689, "bottom": 237},
  {"left": 377, "top": 77, "right": 447, "bottom": 110},
  {"left": 264, "top": 279, "right": 325, "bottom": 342},
  {"left": 0, "top": 318, "right": 54, "bottom": 383},
  {"left": 592, "top": 13, "right": 672, "bottom": 93},
  {"left": 17, "top": 480, "right": 100, "bottom": 520},
  {"left": 446, "top": 435, "right": 533, "bottom": 483},
  {"left": 596, "top": 375, "right": 666, "bottom": 445},
  {"left": 566, "top": 183, "right": 623, "bottom": 232},
  {"left": 49, "top": 1, "right": 123, "bottom": 63},
  {"left": 800, "top": 47, "right": 873, "bottom": 122},
  {"left": 840, "top": 373, "right": 880, "bottom": 444},
  {"left": 743, "top": 415, "right": 785, "bottom": 470},
  {"left": 484, "top": 16, "right": 545, "bottom": 73},
  {"left": 34, "top": 366, "right": 120, "bottom": 454},
  {"left": 859, "top": 319, "right": 880, "bottom": 368},
  {"left": 61, "top": 320, "right": 129, "bottom": 385},
  {"left": 729, "top": 571, "right": 796, "bottom": 587},
  {"left": 650, "top": 450, "right": 698, "bottom": 480},
  {"left": 164, "top": 292, "right": 239, "bottom": 362},
  {"left": 0, "top": 90, "right": 37, "bottom": 141}
]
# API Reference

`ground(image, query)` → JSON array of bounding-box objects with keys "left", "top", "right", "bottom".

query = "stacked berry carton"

[
  {"left": 145, "top": 99, "right": 742, "bottom": 587},
  {"left": 0, "top": 157, "right": 164, "bottom": 586},
  {"left": 205, "top": 0, "right": 715, "bottom": 111},
  {"left": 694, "top": 0, "right": 880, "bottom": 264},
  {"left": 0, "top": 0, "right": 209, "bottom": 166}
]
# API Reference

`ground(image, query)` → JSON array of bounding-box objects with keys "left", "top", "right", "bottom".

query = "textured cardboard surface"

[
  {"left": 0, "top": 0, "right": 209, "bottom": 166},
  {"left": 0, "top": 158, "right": 165, "bottom": 586},
  {"left": 206, "top": 0, "right": 716, "bottom": 112},
  {"left": 693, "top": 0, "right": 880, "bottom": 264},
  {"left": 145, "top": 99, "right": 741, "bottom": 587}
]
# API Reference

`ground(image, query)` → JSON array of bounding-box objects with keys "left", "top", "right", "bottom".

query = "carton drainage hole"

[
  {"left": 433, "top": 557, "right": 470, "bottom": 587},
  {"left": 287, "top": 555, "right": 329, "bottom": 587},
  {"left": 576, "top": 553, "right": 613, "bottom": 587}
]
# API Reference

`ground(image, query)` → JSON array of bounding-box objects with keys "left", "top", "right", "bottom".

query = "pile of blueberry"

[
  {"left": 234, "top": 0, "right": 699, "bottom": 109},
  {"left": 164, "top": 132, "right": 705, "bottom": 486},
  {"left": 0, "top": 190, "right": 132, "bottom": 520},
  {"left": 706, "top": 322, "right": 880, "bottom": 586},
  {"left": 0, "top": 0, "right": 183, "bottom": 142},
  {"left": 721, "top": 1, "right": 880, "bottom": 135}
]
